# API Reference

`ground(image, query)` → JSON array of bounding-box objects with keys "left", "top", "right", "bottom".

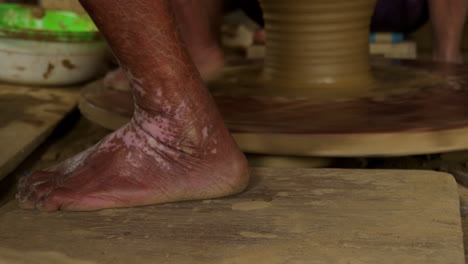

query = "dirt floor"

[{"left": 1, "top": 112, "right": 468, "bottom": 261}]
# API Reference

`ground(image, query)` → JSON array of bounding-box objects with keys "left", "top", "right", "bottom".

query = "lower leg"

[
  {"left": 16, "top": 0, "right": 249, "bottom": 211},
  {"left": 429, "top": 0, "right": 467, "bottom": 63},
  {"left": 105, "top": 0, "right": 225, "bottom": 91},
  {"left": 173, "top": 0, "right": 225, "bottom": 79}
]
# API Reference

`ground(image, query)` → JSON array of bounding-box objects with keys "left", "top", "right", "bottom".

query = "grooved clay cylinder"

[{"left": 260, "top": 0, "right": 377, "bottom": 92}]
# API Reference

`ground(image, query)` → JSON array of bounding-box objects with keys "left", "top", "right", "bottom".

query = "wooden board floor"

[
  {"left": 0, "top": 167, "right": 464, "bottom": 264},
  {"left": 0, "top": 84, "right": 78, "bottom": 180}
]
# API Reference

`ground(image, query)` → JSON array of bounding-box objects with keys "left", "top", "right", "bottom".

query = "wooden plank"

[
  {"left": 370, "top": 41, "right": 417, "bottom": 59},
  {"left": 0, "top": 168, "right": 463, "bottom": 264},
  {"left": 0, "top": 84, "right": 78, "bottom": 180},
  {"left": 462, "top": 217, "right": 468, "bottom": 262}
]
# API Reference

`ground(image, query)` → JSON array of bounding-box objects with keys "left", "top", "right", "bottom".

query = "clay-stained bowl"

[
  {"left": 0, "top": 38, "right": 107, "bottom": 86},
  {"left": 0, "top": 4, "right": 107, "bottom": 86}
]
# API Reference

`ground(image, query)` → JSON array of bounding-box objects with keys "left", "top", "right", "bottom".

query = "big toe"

[{"left": 17, "top": 171, "right": 58, "bottom": 209}]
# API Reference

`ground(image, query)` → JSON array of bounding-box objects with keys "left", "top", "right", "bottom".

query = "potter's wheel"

[
  {"left": 213, "top": 59, "right": 468, "bottom": 157},
  {"left": 80, "top": 57, "right": 468, "bottom": 157}
]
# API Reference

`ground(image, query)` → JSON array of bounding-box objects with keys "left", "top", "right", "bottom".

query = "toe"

[
  {"left": 37, "top": 187, "right": 130, "bottom": 212},
  {"left": 36, "top": 188, "right": 79, "bottom": 212},
  {"left": 18, "top": 183, "right": 55, "bottom": 210},
  {"left": 17, "top": 171, "right": 58, "bottom": 209},
  {"left": 18, "top": 171, "right": 51, "bottom": 195},
  {"left": 30, "top": 181, "right": 56, "bottom": 202},
  {"left": 16, "top": 195, "right": 35, "bottom": 209}
]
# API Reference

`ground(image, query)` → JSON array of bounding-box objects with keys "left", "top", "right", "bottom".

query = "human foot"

[
  {"left": 253, "top": 28, "right": 266, "bottom": 44},
  {"left": 103, "top": 68, "right": 131, "bottom": 91},
  {"left": 190, "top": 45, "right": 225, "bottom": 81},
  {"left": 104, "top": 48, "right": 224, "bottom": 92},
  {"left": 17, "top": 0, "right": 250, "bottom": 211},
  {"left": 17, "top": 109, "right": 249, "bottom": 211}
]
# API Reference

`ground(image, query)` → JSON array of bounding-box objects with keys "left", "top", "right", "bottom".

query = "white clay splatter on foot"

[
  {"left": 202, "top": 127, "right": 208, "bottom": 139},
  {"left": 133, "top": 83, "right": 146, "bottom": 96},
  {"left": 173, "top": 101, "right": 188, "bottom": 121},
  {"left": 59, "top": 147, "right": 96, "bottom": 175},
  {"left": 123, "top": 67, "right": 146, "bottom": 96}
]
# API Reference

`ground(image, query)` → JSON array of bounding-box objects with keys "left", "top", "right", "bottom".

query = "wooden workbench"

[{"left": 0, "top": 168, "right": 464, "bottom": 264}]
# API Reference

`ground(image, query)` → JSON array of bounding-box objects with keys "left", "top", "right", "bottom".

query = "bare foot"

[
  {"left": 104, "top": 47, "right": 224, "bottom": 93},
  {"left": 104, "top": 68, "right": 131, "bottom": 91},
  {"left": 17, "top": 0, "right": 249, "bottom": 211},
  {"left": 17, "top": 106, "right": 249, "bottom": 211},
  {"left": 190, "top": 45, "right": 225, "bottom": 81},
  {"left": 253, "top": 28, "right": 266, "bottom": 44}
]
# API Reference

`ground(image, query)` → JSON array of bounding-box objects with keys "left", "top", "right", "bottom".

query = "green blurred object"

[{"left": 0, "top": 3, "right": 100, "bottom": 42}]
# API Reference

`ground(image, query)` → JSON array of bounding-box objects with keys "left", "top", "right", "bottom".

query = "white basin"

[{"left": 0, "top": 38, "right": 107, "bottom": 86}]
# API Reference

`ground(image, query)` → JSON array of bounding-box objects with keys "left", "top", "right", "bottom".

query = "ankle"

[{"left": 131, "top": 104, "right": 225, "bottom": 154}]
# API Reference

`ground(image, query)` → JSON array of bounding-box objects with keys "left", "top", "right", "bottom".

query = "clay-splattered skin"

[{"left": 16, "top": 0, "right": 249, "bottom": 211}]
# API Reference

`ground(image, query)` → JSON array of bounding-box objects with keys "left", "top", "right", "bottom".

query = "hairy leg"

[
  {"left": 105, "top": 0, "right": 225, "bottom": 91},
  {"left": 429, "top": 0, "right": 467, "bottom": 63}
]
